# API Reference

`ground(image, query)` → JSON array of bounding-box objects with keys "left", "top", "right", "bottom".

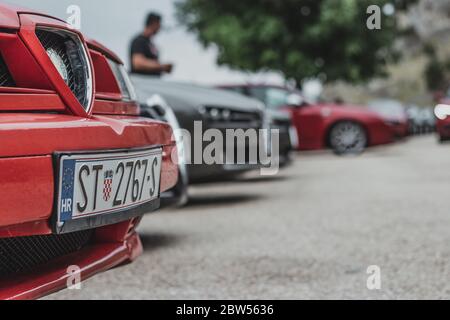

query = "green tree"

[
  {"left": 177, "top": 0, "right": 416, "bottom": 84},
  {"left": 424, "top": 44, "right": 450, "bottom": 91}
]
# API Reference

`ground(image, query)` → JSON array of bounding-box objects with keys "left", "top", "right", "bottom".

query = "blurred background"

[
  {"left": 8, "top": 0, "right": 450, "bottom": 106},
  {"left": 7, "top": 0, "right": 285, "bottom": 84}
]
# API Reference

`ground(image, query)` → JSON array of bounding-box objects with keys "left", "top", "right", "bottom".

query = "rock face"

[{"left": 404, "top": 0, "right": 450, "bottom": 39}]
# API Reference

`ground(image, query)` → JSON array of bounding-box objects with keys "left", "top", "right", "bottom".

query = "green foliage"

[
  {"left": 424, "top": 43, "right": 450, "bottom": 91},
  {"left": 176, "top": 0, "right": 416, "bottom": 84}
]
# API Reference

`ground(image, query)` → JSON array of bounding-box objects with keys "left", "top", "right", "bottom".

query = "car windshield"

[{"left": 249, "top": 87, "right": 296, "bottom": 110}]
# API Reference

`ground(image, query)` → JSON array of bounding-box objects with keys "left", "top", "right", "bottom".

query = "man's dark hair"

[{"left": 145, "top": 12, "right": 162, "bottom": 27}]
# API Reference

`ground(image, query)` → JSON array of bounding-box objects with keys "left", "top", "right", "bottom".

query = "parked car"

[
  {"left": 435, "top": 92, "right": 450, "bottom": 142},
  {"left": 0, "top": 5, "right": 178, "bottom": 299},
  {"left": 419, "top": 108, "right": 437, "bottom": 133},
  {"left": 218, "top": 84, "right": 393, "bottom": 154},
  {"left": 141, "top": 94, "right": 189, "bottom": 207},
  {"left": 407, "top": 106, "right": 436, "bottom": 135},
  {"left": 132, "top": 77, "right": 271, "bottom": 184},
  {"left": 368, "top": 99, "right": 409, "bottom": 138},
  {"left": 406, "top": 105, "right": 422, "bottom": 135},
  {"left": 264, "top": 109, "right": 298, "bottom": 166}
]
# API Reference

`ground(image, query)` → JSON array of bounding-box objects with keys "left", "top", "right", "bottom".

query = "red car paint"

[
  {"left": 218, "top": 84, "right": 393, "bottom": 151},
  {"left": 0, "top": 5, "right": 177, "bottom": 299},
  {"left": 368, "top": 100, "right": 409, "bottom": 139},
  {"left": 389, "top": 121, "right": 409, "bottom": 138},
  {"left": 436, "top": 98, "right": 450, "bottom": 140}
]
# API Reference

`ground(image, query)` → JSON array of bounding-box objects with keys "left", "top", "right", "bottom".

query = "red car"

[
  {"left": 218, "top": 84, "right": 393, "bottom": 154},
  {"left": 435, "top": 95, "right": 450, "bottom": 142},
  {"left": 368, "top": 99, "right": 409, "bottom": 138},
  {"left": 0, "top": 5, "right": 178, "bottom": 299}
]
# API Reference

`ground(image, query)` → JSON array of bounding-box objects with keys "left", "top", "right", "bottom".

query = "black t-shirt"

[{"left": 130, "top": 34, "right": 161, "bottom": 76}]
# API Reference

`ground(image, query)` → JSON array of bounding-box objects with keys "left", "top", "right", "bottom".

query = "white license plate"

[{"left": 57, "top": 148, "right": 162, "bottom": 226}]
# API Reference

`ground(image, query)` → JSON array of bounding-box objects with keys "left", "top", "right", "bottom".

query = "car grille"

[
  {"left": 203, "top": 106, "right": 263, "bottom": 128},
  {"left": 0, "top": 54, "right": 15, "bottom": 87},
  {"left": 228, "top": 110, "right": 262, "bottom": 123},
  {"left": 36, "top": 28, "right": 92, "bottom": 111},
  {"left": 0, "top": 230, "right": 93, "bottom": 277}
]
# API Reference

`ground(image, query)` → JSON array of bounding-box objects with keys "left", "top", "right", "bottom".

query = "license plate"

[{"left": 56, "top": 148, "right": 162, "bottom": 233}]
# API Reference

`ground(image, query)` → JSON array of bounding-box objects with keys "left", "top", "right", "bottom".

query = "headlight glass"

[
  {"left": 36, "top": 28, "right": 93, "bottom": 112},
  {"left": 46, "top": 48, "right": 69, "bottom": 84}
]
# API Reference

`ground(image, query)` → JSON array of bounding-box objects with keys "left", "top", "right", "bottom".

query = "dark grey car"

[{"left": 131, "top": 76, "right": 267, "bottom": 184}]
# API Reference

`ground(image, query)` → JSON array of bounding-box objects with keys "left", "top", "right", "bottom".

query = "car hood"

[
  {"left": 131, "top": 75, "right": 264, "bottom": 113},
  {"left": 0, "top": 4, "right": 64, "bottom": 29},
  {"left": 265, "top": 109, "right": 291, "bottom": 122}
]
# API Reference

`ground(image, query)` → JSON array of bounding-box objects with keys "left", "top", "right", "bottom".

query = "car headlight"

[
  {"left": 209, "top": 108, "right": 220, "bottom": 119},
  {"left": 37, "top": 28, "right": 93, "bottom": 113},
  {"left": 46, "top": 48, "right": 69, "bottom": 84},
  {"left": 222, "top": 109, "right": 231, "bottom": 120},
  {"left": 435, "top": 104, "right": 450, "bottom": 120},
  {"left": 201, "top": 106, "right": 239, "bottom": 122}
]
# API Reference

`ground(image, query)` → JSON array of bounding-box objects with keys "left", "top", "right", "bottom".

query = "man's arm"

[{"left": 131, "top": 53, "right": 172, "bottom": 73}]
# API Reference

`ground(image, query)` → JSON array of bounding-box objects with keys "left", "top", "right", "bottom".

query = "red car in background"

[
  {"left": 368, "top": 99, "right": 409, "bottom": 139},
  {"left": 435, "top": 90, "right": 450, "bottom": 142},
  {"left": 0, "top": 5, "right": 177, "bottom": 299},
  {"left": 218, "top": 84, "right": 393, "bottom": 154}
]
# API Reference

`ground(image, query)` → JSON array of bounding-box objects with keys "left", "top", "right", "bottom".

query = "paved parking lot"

[{"left": 47, "top": 135, "right": 450, "bottom": 299}]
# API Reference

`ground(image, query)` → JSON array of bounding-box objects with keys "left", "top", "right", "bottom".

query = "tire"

[
  {"left": 278, "top": 150, "right": 292, "bottom": 168},
  {"left": 160, "top": 170, "right": 189, "bottom": 208},
  {"left": 439, "top": 135, "right": 450, "bottom": 143},
  {"left": 329, "top": 121, "right": 367, "bottom": 155}
]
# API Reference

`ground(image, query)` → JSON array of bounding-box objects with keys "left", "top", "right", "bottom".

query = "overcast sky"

[{"left": 6, "top": 0, "right": 283, "bottom": 85}]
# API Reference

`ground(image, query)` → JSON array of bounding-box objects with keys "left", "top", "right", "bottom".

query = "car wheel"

[
  {"left": 278, "top": 150, "right": 292, "bottom": 168},
  {"left": 438, "top": 135, "right": 450, "bottom": 143},
  {"left": 329, "top": 121, "right": 367, "bottom": 155}
]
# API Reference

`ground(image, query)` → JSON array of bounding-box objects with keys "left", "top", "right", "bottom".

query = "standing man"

[{"left": 130, "top": 12, "right": 173, "bottom": 76}]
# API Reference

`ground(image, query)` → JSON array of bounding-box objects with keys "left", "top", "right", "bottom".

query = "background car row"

[
  {"left": 129, "top": 78, "right": 421, "bottom": 210},
  {"left": 133, "top": 79, "right": 440, "bottom": 201}
]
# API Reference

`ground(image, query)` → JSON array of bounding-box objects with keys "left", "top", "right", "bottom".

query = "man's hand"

[
  {"left": 162, "top": 64, "right": 173, "bottom": 73},
  {"left": 132, "top": 54, "right": 173, "bottom": 74}
]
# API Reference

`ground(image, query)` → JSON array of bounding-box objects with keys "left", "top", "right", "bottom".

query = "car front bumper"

[
  {"left": 0, "top": 225, "right": 142, "bottom": 300},
  {"left": 436, "top": 118, "right": 450, "bottom": 139},
  {"left": 0, "top": 113, "right": 178, "bottom": 299}
]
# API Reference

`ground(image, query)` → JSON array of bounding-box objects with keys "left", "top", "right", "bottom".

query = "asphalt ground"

[{"left": 46, "top": 135, "right": 450, "bottom": 299}]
